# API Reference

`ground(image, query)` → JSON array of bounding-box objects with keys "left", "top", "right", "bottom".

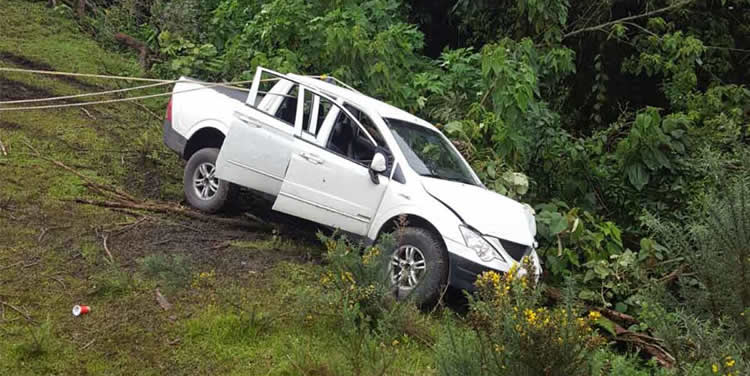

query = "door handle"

[
  {"left": 234, "top": 112, "right": 261, "bottom": 128},
  {"left": 299, "top": 152, "right": 323, "bottom": 165}
]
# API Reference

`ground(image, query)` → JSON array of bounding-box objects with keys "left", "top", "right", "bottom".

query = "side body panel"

[
  {"left": 170, "top": 79, "right": 244, "bottom": 141},
  {"left": 272, "top": 139, "right": 389, "bottom": 235}
]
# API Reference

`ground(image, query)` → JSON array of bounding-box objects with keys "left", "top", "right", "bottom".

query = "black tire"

[
  {"left": 183, "top": 148, "right": 234, "bottom": 213},
  {"left": 389, "top": 227, "right": 449, "bottom": 306}
]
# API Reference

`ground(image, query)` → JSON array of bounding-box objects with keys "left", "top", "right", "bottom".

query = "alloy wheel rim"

[
  {"left": 193, "top": 162, "right": 220, "bottom": 200},
  {"left": 390, "top": 245, "right": 427, "bottom": 289}
]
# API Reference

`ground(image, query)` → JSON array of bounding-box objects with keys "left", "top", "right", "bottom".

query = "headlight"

[{"left": 459, "top": 225, "right": 505, "bottom": 263}]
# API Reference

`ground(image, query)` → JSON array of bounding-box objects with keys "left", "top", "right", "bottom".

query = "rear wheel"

[
  {"left": 388, "top": 227, "right": 448, "bottom": 306},
  {"left": 183, "top": 148, "right": 234, "bottom": 213}
]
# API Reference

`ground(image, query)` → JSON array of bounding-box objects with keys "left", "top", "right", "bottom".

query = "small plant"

[
  {"left": 139, "top": 253, "right": 191, "bottom": 291},
  {"left": 11, "top": 316, "right": 53, "bottom": 362},
  {"left": 79, "top": 240, "right": 102, "bottom": 265},
  {"left": 588, "top": 349, "right": 670, "bottom": 376},
  {"left": 191, "top": 269, "right": 216, "bottom": 289},
  {"left": 318, "top": 232, "right": 395, "bottom": 322},
  {"left": 91, "top": 265, "right": 133, "bottom": 297}
]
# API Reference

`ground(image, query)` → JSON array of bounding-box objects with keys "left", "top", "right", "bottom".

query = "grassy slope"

[{"left": 0, "top": 1, "right": 438, "bottom": 375}]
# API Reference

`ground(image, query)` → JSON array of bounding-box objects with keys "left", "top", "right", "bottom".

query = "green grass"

[{"left": 0, "top": 1, "right": 443, "bottom": 374}]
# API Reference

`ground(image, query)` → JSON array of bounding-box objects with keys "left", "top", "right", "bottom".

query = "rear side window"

[
  {"left": 273, "top": 85, "right": 299, "bottom": 126},
  {"left": 300, "top": 90, "right": 334, "bottom": 137},
  {"left": 254, "top": 71, "right": 298, "bottom": 127}
]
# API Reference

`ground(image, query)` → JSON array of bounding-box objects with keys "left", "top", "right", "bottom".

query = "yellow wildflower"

[
  {"left": 725, "top": 356, "right": 735, "bottom": 368},
  {"left": 524, "top": 308, "right": 537, "bottom": 325},
  {"left": 712, "top": 364, "right": 719, "bottom": 373},
  {"left": 588, "top": 311, "right": 601, "bottom": 320}
]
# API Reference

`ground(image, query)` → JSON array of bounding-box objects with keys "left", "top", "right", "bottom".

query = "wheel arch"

[
  {"left": 183, "top": 126, "right": 226, "bottom": 160},
  {"left": 374, "top": 214, "right": 447, "bottom": 254}
]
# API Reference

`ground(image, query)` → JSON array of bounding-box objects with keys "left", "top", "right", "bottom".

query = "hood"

[{"left": 421, "top": 177, "right": 536, "bottom": 246}]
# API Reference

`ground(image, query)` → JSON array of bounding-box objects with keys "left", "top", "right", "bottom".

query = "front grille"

[{"left": 498, "top": 239, "right": 530, "bottom": 262}]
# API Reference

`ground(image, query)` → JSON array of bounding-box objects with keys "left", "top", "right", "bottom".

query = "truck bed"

[{"left": 183, "top": 76, "right": 248, "bottom": 103}]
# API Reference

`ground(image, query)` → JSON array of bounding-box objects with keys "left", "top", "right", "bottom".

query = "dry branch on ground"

[{"left": 23, "top": 140, "right": 271, "bottom": 231}]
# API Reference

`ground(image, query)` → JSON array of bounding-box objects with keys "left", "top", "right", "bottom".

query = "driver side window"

[
  {"left": 326, "top": 110, "right": 358, "bottom": 159},
  {"left": 325, "top": 107, "right": 387, "bottom": 167}
]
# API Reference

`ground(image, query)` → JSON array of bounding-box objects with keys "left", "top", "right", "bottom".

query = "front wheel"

[
  {"left": 183, "top": 148, "right": 234, "bottom": 213},
  {"left": 388, "top": 227, "right": 448, "bottom": 306}
]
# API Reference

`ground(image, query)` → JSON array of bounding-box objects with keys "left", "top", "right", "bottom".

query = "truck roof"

[{"left": 289, "top": 74, "right": 437, "bottom": 131}]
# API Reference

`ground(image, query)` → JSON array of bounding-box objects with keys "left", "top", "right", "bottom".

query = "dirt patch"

[
  {"left": 0, "top": 120, "right": 21, "bottom": 129},
  {"left": 0, "top": 51, "right": 100, "bottom": 91},
  {"left": 108, "top": 212, "right": 316, "bottom": 276},
  {"left": 0, "top": 76, "right": 58, "bottom": 101}
]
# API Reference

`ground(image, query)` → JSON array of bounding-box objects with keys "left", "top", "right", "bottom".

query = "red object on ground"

[{"left": 72, "top": 305, "right": 90, "bottom": 316}]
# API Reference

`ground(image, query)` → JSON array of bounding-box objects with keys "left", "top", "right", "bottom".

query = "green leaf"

[
  {"left": 626, "top": 163, "right": 649, "bottom": 191},
  {"left": 444, "top": 121, "right": 464, "bottom": 136},
  {"left": 593, "top": 263, "right": 611, "bottom": 279},
  {"left": 548, "top": 213, "right": 568, "bottom": 235},
  {"left": 595, "top": 316, "right": 617, "bottom": 336},
  {"left": 579, "top": 289, "right": 597, "bottom": 301}
]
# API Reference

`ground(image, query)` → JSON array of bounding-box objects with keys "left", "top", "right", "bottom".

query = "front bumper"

[
  {"left": 445, "top": 237, "right": 542, "bottom": 292},
  {"left": 448, "top": 252, "right": 497, "bottom": 291}
]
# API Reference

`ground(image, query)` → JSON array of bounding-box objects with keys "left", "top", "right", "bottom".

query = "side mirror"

[
  {"left": 369, "top": 152, "right": 387, "bottom": 184},
  {"left": 370, "top": 152, "right": 387, "bottom": 173}
]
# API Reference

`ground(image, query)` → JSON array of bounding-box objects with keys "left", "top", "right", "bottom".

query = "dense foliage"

[{"left": 65, "top": 0, "right": 750, "bottom": 373}]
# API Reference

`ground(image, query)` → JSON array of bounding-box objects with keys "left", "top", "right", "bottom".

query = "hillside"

[{"left": 0, "top": 1, "right": 439, "bottom": 374}]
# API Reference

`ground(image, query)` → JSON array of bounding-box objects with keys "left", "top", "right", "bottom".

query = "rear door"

[
  {"left": 215, "top": 69, "right": 302, "bottom": 195},
  {"left": 272, "top": 89, "right": 391, "bottom": 235}
]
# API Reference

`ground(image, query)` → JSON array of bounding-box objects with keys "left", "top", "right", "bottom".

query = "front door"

[{"left": 272, "top": 92, "right": 390, "bottom": 235}]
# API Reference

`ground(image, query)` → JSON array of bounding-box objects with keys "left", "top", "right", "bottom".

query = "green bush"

[
  {"left": 646, "top": 175, "right": 750, "bottom": 340},
  {"left": 436, "top": 261, "right": 604, "bottom": 376}
]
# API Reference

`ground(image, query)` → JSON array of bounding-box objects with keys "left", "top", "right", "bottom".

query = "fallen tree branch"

[
  {"left": 0, "top": 300, "right": 34, "bottom": 322},
  {"left": 545, "top": 287, "right": 674, "bottom": 367},
  {"left": 101, "top": 232, "right": 114, "bottom": 264},
  {"left": 73, "top": 198, "right": 269, "bottom": 230},
  {"left": 614, "top": 322, "right": 675, "bottom": 367}
]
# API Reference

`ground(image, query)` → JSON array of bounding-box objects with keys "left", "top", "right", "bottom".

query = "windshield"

[{"left": 386, "top": 118, "right": 477, "bottom": 185}]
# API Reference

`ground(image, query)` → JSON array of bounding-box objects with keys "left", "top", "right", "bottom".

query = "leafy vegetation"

[{"left": 3, "top": 0, "right": 750, "bottom": 374}]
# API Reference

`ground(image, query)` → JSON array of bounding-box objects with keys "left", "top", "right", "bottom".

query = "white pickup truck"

[{"left": 163, "top": 66, "right": 540, "bottom": 304}]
